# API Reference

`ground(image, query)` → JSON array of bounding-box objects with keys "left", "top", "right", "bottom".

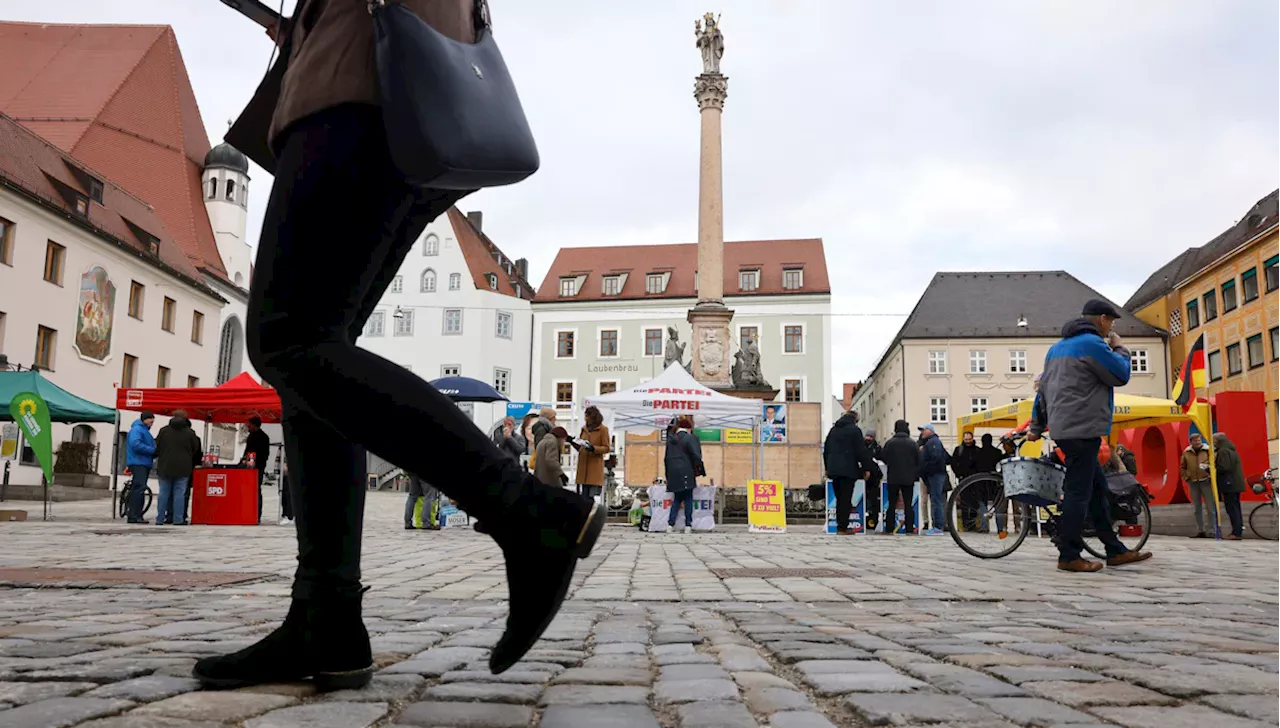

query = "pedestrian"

[
  {"left": 194, "top": 0, "right": 604, "bottom": 690},
  {"left": 1115, "top": 444, "right": 1138, "bottom": 475},
  {"left": 976, "top": 433, "right": 1003, "bottom": 474},
  {"left": 493, "top": 417, "right": 527, "bottom": 462},
  {"left": 532, "top": 408, "right": 557, "bottom": 448},
  {"left": 1180, "top": 433, "right": 1216, "bottom": 538},
  {"left": 154, "top": 410, "right": 202, "bottom": 526},
  {"left": 664, "top": 416, "right": 705, "bottom": 534},
  {"left": 1029, "top": 299, "right": 1151, "bottom": 572},
  {"left": 279, "top": 457, "right": 294, "bottom": 526},
  {"left": 881, "top": 420, "right": 920, "bottom": 535},
  {"left": 572, "top": 406, "right": 611, "bottom": 501},
  {"left": 534, "top": 427, "right": 569, "bottom": 488},
  {"left": 1213, "top": 432, "right": 1246, "bottom": 540},
  {"left": 124, "top": 411, "right": 157, "bottom": 524},
  {"left": 404, "top": 472, "right": 425, "bottom": 530},
  {"left": 822, "top": 410, "right": 876, "bottom": 535},
  {"left": 917, "top": 424, "right": 949, "bottom": 535},
  {"left": 243, "top": 417, "right": 272, "bottom": 524},
  {"left": 863, "top": 427, "right": 884, "bottom": 531},
  {"left": 951, "top": 431, "right": 980, "bottom": 482}
]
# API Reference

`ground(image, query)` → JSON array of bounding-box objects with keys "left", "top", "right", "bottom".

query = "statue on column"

[
  {"left": 695, "top": 12, "right": 724, "bottom": 74},
  {"left": 664, "top": 326, "right": 691, "bottom": 374},
  {"left": 731, "top": 336, "right": 768, "bottom": 388}
]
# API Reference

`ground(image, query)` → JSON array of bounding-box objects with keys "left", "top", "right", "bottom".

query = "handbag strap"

[{"left": 368, "top": 0, "right": 492, "bottom": 31}]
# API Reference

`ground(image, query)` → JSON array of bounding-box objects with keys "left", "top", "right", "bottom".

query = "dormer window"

[
  {"left": 646, "top": 273, "right": 666, "bottom": 295},
  {"left": 738, "top": 269, "right": 760, "bottom": 292},
  {"left": 87, "top": 177, "right": 103, "bottom": 204},
  {"left": 603, "top": 275, "right": 622, "bottom": 296},
  {"left": 559, "top": 277, "right": 578, "bottom": 297},
  {"left": 782, "top": 268, "right": 803, "bottom": 290},
  {"left": 487, "top": 273, "right": 498, "bottom": 290},
  {"left": 74, "top": 196, "right": 89, "bottom": 216}
]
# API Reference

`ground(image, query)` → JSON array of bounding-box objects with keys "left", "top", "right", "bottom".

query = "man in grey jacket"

[{"left": 1030, "top": 300, "right": 1152, "bottom": 572}]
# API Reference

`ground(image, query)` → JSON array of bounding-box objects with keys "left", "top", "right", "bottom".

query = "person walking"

[
  {"left": 664, "top": 417, "right": 705, "bottom": 534},
  {"left": 154, "top": 410, "right": 202, "bottom": 526},
  {"left": 534, "top": 427, "right": 569, "bottom": 488},
  {"left": 194, "top": 0, "right": 605, "bottom": 691},
  {"left": 822, "top": 411, "right": 875, "bottom": 535},
  {"left": 493, "top": 417, "right": 527, "bottom": 463},
  {"left": 918, "top": 425, "right": 948, "bottom": 535},
  {"left": 572, "top": 406, "right": 611, "bottom": 502},
  {"left": 863, "top": 427, "right": 884, "bottom": 531},
  {"left": 976, "top": 433, "right": 1003, "bottom": 475},
  {"left": 1213, "top": 433, "right": 1246, "bottom": 540},
  {"left": 881, "top": 420, "right": 920, "bottom": 535},
  {"left": 124, "top": 412, "right": 157, "bottom": 524},
  {"left": 242, "top": 417, "right": 272, "bottom": 523},
  {"left": 404, "top": 472, "right": 425, "bottom": 530},
  {"left": 279, "top": 457, "right": 294, "bottom": 526},
  {"left": 1180, "top": 433, "right": 1216, "bottom": 538},
  {"left": 1029, "top": 299, "right": 1151, "bottom": 572}
]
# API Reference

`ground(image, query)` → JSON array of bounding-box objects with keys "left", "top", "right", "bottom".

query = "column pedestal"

[{"left": 687, "top": 304, "right": 734, "bottom": 388}]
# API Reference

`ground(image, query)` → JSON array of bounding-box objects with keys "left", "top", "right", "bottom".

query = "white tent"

[{"left": 584, "top": 362, "right": 763, "bottom": 433}]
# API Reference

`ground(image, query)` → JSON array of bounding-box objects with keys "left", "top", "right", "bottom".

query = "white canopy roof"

[{"left": 584, "top": 362, "right": 763, "bottom": 433}]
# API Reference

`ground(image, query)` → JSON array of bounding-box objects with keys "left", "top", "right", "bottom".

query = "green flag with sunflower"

[{"left": 9, "top": 392, "right": 53, "bottom": 483}]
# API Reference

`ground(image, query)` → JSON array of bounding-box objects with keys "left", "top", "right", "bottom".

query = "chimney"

[
  {"left": 515, "top": 258, "right": 528, "bottom": 281},
  {"left": 466, "top": 210, "right": 483, "bottom": 232}
]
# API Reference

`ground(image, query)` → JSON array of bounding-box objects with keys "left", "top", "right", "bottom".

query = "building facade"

[
  {"left": 853, "top": 272, "right": 1169, "bottom": 449},
  {"left": 201, "top": 143, "right": 256, "bottom": 388},
  {"left": 1126, "top": 190, "right": 1279, "bottom": 462}
]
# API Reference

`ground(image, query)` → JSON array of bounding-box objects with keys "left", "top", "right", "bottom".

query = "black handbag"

[{"left": 370, "top": 0, "right": 539, "bottom": 189}]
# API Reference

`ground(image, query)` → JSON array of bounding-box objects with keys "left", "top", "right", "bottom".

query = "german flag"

[{"left": 1172, "top": 333, "right": 1206, "bottom": 413}]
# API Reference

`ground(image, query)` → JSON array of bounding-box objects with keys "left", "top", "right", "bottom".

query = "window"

[
  {"left": 1186, "top": 300, "right": 1200, "bottom": 329},
  {"left": 122, "top": 354, "right": 138, "bottom": 387},
  {"left": 0, "top": 217, "right": 13, "bottom": 265},
  {"left": 87, "top": 177, "right": 103, "bottom": 204},
  {"left": 1222, "top": 279, "right": 1237, "bottom": 313},
  {"left": 394, "top": 309, "right": 414, "bottom": 336},
  {"left": 928, "top": 350, "right": 947, "bottom": 374},
  {"left": 784, "top": 379, "right": 803, "bottom": 403},
  {"left": 421, "top": 269, "right": 436, "bottom": 292},
  {"left": 441, "top": 365, "right": 461, "bottom": 377},
  {"left": 187, "top": 375, "right": 200, "bottom": 388},
  {"left": 930, "top": 397, "right": 949, "bottom": 423},
  {"left": 496, "top": 311, "right": 513, "bottom": 339},
  {"left": 449, "top": 272, "right": 461, "bottom": 291},
  {"left": 423, "top": 234, "right": 440, "bottom": 256},
  {"left": 784, "top": 325, "right": 803, "bottom": 354},
  {"left": 364, "top": 311, "right": 386, "bottom": 337},
  {"left": 157, "top": 365, "right": 170, "bottom": 388},
  {"left": 1242, "top": 268, "right": 1259, "bottom": 303},
  {"left": 1226, "top": 343, "right": 1242, "bottom": 375},
  {"left": 1266, "top": 256, "right": 1278, "bottom": 293},
  {"left": 443, "top": 309, "right": 462, "bottom": 335},
  {"left": 128, "top": 281, "right": 145, "bottom": 319},
  {"left": 599, "top": 329, "right": 618, "bottom": 357},
  {"left": 646, "top": 274, "right": 665, "bottom": 294},
  {"left": 599, "top": 381, "right": 618, "bottom": 395},
  {"left": 74, "top": 196, "right": 88, "bottom": 216},
  {"left": 1203, "top": 290, "right": 1218, "bottom": 321},
  {"left": 740, "top": 326, "right": 759, "bottom": 347},
  {"left": 35, "top": 326, "right": 56, "bottom": 370},
  {"left": 1130, "top": 349, "right": 1149, "bottom": 374},
  {"left": 556, "top": 382, "right": 574, "bottom": 406},
  {"left": 644, "top": 328, "right": 663, "bottom": 357},
  {"left": 487, "top": 273, "right": 498, "bottom": 290},
  {"left": 493, "top": 368, "right": 510, "bottom": 395},
  {"left": 1271, "top": 327, "right": 1279, "bottom": 361},
  {"left": 224, "top": 179, "right": 236, "bottom": 203},
  {"left": 970, "top": 397, "right": 988, "bottom": 413},
  {"left": 969, "top": 350, "right": 987, "bottom": 374},
  {"left": 559, "top": 277, "right": 577, "bottom": 297},
  {"left": 1010, "top": 397, "right": 1027, "bottom": 404},
  {"left": 191, "top": 311, "right": 204, "bottom": 345},
  {"left": 1207, "top": 350, "right": 1223, "bottom": 381},
  {"left": 43, "top": 241, "right": 65, "bottom": 285},
  {"left": 739, "top": 269, "right": 760, "bottom": 292},
  {"left": 783, "top": 268, "right": 803, "bottom": 290},
  {"left": 206, "top": 178, "right": 217, "bottom": 200},
  {"left": 1247, "top": 334, "right": 1264, "bottom": 369},
  {"left": 391, "top": 275, "right": 403, "bottom": 294},
  {"left": 557, "top": 331, "right": 575, "bottom": 358},
  {"left": 1009, "top": 350, "right": 1028, "bottom": 373},
  {"left": 603, "top": 276, "right": 621, "bottom": 296},
  {"left": 161, "top": 297, "right": 176, "bottom": 333}
]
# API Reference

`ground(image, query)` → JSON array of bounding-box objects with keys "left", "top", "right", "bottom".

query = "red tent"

[{"left": 116, "top": 372, "right": 282, "bottom": 423}]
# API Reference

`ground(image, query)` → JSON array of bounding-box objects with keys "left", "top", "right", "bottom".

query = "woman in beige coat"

[
  {"left": 196, "top": 0, "right": 603, "bottom": 691},
  {"left": 573, "top": 406, "right": 611, "bottom": 501},
  {"left": 535, "top": 427, "right": 569, "bottom": 487}
]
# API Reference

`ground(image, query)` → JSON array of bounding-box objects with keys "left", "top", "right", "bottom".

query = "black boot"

[
  {"left": 192, "top": 593, "right": 373, "bottom": 690},
  {"left": 480, "top": 477, "right": 605, "bottom": 674}
]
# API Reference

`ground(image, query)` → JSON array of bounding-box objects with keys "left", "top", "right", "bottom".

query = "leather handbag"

[{"left": 370, "top": 0, "right": 539, "bottom": 189}]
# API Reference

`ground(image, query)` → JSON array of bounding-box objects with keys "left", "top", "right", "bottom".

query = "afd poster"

[
  {"left": 825, "top": 479, "right": 866, "bottom": 534},
  {"left": 747, "top": 480, "right": 787, "bottom": 533},
  {"left": 760, "top": 404, "right": 787, "bottom": 443}
]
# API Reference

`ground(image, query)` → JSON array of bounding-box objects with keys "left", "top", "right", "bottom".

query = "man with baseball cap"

[
  {"left": 1030, "top": 299, "right": 1152, "bottom": 572},
  {"left": 917, "top": 423, "right": 949, "bottom": 535}
]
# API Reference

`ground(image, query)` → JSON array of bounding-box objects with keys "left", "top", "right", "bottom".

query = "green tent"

[{"left": 0, "top": 371, "right": 117, "bottom": 423}]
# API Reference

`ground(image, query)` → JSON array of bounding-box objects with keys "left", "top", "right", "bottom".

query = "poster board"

[
  {"left": 825, "top": 479, "right": 866, "bottom": 534},
  {"left": 647, "top": 485, "right": 716, "bottom": 532},
  {"left": 760, "top": 404, "right": 787, "bottom": 443},
  {"left": 747, "top": 480, "right": 786, "bottom": 533},
  {"left": 438, "top": 503, "right": 471, "bottom": 529}
]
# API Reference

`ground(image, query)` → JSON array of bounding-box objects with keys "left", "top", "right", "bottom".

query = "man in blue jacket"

[
  {"left": 1030, "top": 300, "right": 1153, "bottom": 572},
  {"left": 125, "top": 411, "right": 157, "bottom": 524},
  {"left": 917, "top": 424, "right": 948, "bottom": 535}
]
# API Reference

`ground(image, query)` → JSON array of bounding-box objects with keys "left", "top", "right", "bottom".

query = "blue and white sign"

[{"left": 825, "top": 479, "right": 866, "bottom": 534}]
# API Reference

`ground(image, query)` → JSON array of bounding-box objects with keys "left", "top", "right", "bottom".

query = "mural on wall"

[{"left": 74, "top": 266, "right": 116, "bottom": 362}]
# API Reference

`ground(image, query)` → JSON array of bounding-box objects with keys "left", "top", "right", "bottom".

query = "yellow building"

[{"left": 1126, "top": 190, "right": 1280, "bottom": 463}]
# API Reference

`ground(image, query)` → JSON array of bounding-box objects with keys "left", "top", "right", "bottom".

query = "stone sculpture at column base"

[{"left": 687, "top": 305, "right": 733, "bottom": 388}]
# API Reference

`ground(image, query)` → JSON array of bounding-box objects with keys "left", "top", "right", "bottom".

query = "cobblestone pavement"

[{"left": 0, "top": 492, "right": 1276, "bottom": 727}]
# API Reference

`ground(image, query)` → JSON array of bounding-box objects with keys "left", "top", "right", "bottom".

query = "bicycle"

[
  {"left": 116, "top": 471, "right": 154, "bottom": 521},
  {"left": 1248, "top": 469, "right": 1277, "bottom": 540},
  {"left": 946, "top": 434, "right": 1151, "bottom": 559}
]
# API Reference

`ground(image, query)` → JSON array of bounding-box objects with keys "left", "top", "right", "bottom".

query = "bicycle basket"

[{"left": 998, "top": 456, "right": 1065, "bottom": 507}]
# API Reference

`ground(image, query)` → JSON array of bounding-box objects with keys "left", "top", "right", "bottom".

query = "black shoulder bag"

[{"left": 369, "top": 0, "right": 540, "bottom": 189}]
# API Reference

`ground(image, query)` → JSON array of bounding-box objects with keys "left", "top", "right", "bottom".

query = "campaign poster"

[
  {"left": 747, "top": 480, "right": 787, "bottom": 533},
  {"left": 760, "top": 404, "right": 787, "bottom": 443},
  {"left": 825, "top": 479, "right": 866, "bottom": 534},
  {"left": 438, "top": 502, "right": 471, "bottom": 529},
  {"left": 646, "top": 485, "right": 716, "bottom": 532}
]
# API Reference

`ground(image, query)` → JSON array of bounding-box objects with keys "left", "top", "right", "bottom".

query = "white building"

[
  {"left": 851, "top": 271, "right": 1170, "bottom": 448},
  {"left": 531, "top": 238, "right": 835, "bottom": 430},
  {"left": 357, "top": 208, "right": 536, "bottom": 432}
]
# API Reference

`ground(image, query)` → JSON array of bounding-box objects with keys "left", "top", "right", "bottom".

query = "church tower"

[{"left": 201, "top": 141, "right": 252, "bottom": 289}]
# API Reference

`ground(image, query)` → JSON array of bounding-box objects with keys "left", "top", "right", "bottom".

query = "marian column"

[{"left": 688, "top": 12, "right": 733, "bottom": 388}]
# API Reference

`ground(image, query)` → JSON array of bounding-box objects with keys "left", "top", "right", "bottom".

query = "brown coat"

[
  {"left": 534, "top": 434, "right": 565, "bottom": 487},
  {"left": 1180, "top": 444, "right": 1210, "bottom": 484},
  {"left": 574, "top": 425, "right": 612, "bottom": 487}
]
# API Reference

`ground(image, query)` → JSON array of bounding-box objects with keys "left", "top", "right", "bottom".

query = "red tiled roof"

[
  {"left": 533, "top": 238, "right": 830, "bottom": 303},
  {"left": 448, "top": 207, "right": 535, "bottom": 300},
  {"left": 0, "top": 21, "right": 228, "bottom": 282},
  {"left": 0, "top": 111, "right": 213, "bottom": 291}
]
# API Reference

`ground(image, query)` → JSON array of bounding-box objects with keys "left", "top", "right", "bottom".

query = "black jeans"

[
  {"left": 280, "top": 472, "right": 293, "bottom": 521},
  {"left": 864, "top": 476, "right": 881, "bottom": 530},
  {"left": 667, "top": 489, "right": 694, "bottom": 528},
  {"left": 886, "top": 482, "right": 914, "bottom": 533},
  {"left": 1222, "top": 491, "right": 1243, "bottom": 537},
  {"left": 247, "top": 104, "right": 526, "bottom": 600},
  {"left": 126, "top": 465, "right": 150, "bottom": 522},
  {"left": 1056, "top": 437, "right": 1127, "bottom": 562},
  {"left": 832, "top": 476, "right": 856, "bottom": 532}
]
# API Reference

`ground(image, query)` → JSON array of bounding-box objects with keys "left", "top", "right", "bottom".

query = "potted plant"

[{"left": 53, "top": 441, "right": 109, "bottom": 489}]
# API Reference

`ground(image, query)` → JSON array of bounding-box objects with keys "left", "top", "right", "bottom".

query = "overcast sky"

[{"left": 10, "top": 1, "right": 1279, "bottom": 391}]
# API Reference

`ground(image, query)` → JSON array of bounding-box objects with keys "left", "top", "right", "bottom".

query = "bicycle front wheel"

[
  {"left": 1083, "top": 496, "right": 1151, "bottom": 558},
  {"left": 946, "top": 474, "right": 1031, "bottom": 559},
  {"left": 1249, "top": 501, "right": 1278, "bottom": 540}
]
